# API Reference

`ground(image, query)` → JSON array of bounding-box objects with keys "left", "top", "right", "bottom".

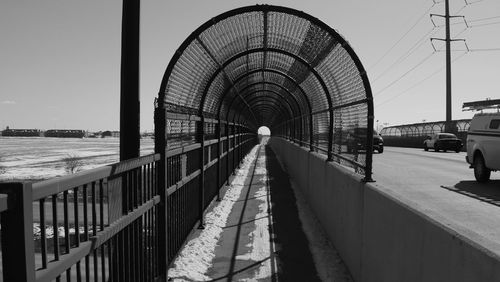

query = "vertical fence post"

[
  {"left": 0, "top": 183, "right": 35, "bottom": 282},
  {"left": 216, "top": 119, "right": 222, "bottom": 201},
  {"left": 327, "top": 109, "right": 334, "bottom": 161},
  {"left": 232, "top": 123, "right": 236, "bottom": 174},
  {"left": 299, "top": 116, "right": 303, "bottom": 146},
  {"left": 364, "top": 102, "right": 375, "bottom": 182},
  {"left": 198, "top": 115, "right": 206, "bottom": 228},
  {"left": 226, "top": 121, "right": 230, "bottom": 184},
  {"left": 154, "top": 105, "right": 168, "bottom": 279},
  {"left": 237, "top": 124, "right": 242, "bottom": 167},
  {"left": 293, "top": 118, "right": 296, "bottom": 143},
  {"left": 283, "top": 121, "right": 288, "bottom": 140},
  {"left": 309, "top": 113, "right": 314, "bottom": 151}
]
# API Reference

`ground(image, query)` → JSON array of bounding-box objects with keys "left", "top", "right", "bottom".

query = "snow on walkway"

[
  {"left": 168, "top": 142, "right": 352, "bottom": 281},
  {"left": 233, "top": 147, "right": 277, "bottom": 281},
  {"left": 167, "top": 145, "right": 260, "bottom": 281}
]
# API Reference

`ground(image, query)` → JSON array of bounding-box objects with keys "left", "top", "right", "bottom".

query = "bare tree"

[
  {"left": 63, "top": 154, "right": 83, "bottom": 174},
  {"left": 0, "top": 155, "right": 5, "bottom": 175}
]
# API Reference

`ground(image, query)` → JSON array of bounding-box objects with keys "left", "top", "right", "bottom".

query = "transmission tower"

[{"left": 430, "top": 0, "right": 469, "bottom": 127}]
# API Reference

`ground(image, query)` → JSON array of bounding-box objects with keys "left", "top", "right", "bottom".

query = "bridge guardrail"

[
  {"left": 162, "top": 115, "right": 257, "bottom": 262},
  {"left": 0, "top": 153, "right": 163, "bottom": 282},
  {"left": 380, "top": 119, "right": 470, "bottom": 151},
  {"left": 0, "top": 128, "right": 257, "bottom": 282}
]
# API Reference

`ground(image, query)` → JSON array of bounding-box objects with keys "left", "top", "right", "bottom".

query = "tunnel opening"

[
  {"left": 258, "top": 125, "right": 271, "bottom": 143},
  {"left": 258, "top": 126, "right": 271, "bottom": 136}
]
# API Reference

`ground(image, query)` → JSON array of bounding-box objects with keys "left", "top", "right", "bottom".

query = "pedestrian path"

[{"left": 167, "top": 140, "right": 352, "bottom": 281}]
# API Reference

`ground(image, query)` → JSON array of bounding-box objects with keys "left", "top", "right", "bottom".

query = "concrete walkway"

[{"left": 168, "top": 141, "right": 352, "bottom": 281}]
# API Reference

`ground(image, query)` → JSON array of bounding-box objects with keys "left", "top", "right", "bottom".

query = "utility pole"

[
  {"left": 120, "top": 0, "right": 140, "bottom": 160},
  {"left": 445, "top": 0, "right": 451, "bottom": 123},
  {"left": 430, "top": 0, "right": 468, "bottom": 130}
]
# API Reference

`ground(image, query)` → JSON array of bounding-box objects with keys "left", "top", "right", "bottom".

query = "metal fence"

[
  {"left": 158, "top": 110, "right": 256, "bottom": 262},
  {"left": 158, "top": 5, "right": 374, "bottom": 182},
  {"left": 0, "top": 154, "right": 163, "bottom": 282},
  {"left": 0, "top": 126, "right": 256, "bottom": 282},
  {"left": 379, "top": 119, "right": 471, "bottom": 149}
]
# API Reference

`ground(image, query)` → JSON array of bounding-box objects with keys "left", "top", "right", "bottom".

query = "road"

[
  {"left": 371, "top": 146, "right": 500, "bottom": 255},
  {"left": 373, "top": 146, "right": 499, "bottom": 190}
]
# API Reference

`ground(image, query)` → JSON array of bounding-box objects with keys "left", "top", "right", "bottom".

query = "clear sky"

[{"left": 1, "top": 0, "right": 499, "bottom": 131}]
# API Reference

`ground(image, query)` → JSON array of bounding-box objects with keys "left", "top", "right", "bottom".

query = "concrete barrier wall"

[{"left": 268, "top": 137, "right": 500, "bottom": 282}]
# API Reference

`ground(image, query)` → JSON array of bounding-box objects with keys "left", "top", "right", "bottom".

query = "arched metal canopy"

[{"left": 158, "top": 4, "right": 374, "bottom": 179}]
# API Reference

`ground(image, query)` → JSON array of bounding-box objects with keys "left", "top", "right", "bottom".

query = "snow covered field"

[{"left": 0, "top": 137, "right": 154, "bottom": 181}]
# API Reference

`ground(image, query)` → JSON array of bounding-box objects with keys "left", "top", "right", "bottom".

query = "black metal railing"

[
  {"left": 164, "top": 131, "right": 256, "bottom": 263},
  {"left": 0, "top": 126, "right": 256, "bottom": 282},
  {"left": 0, "top": 154, "right": 163, "bottom": 282}
]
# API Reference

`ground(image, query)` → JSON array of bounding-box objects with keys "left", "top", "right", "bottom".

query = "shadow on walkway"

[
  {"left": 203, "top": 143, "right": 320, "bottom": 281},
  {"left": 264, "top": 145, "right": 321, "bottom": 282}
]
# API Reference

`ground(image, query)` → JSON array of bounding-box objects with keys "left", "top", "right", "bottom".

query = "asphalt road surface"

[
  {"left": 371, "top": 146, "right": 500, "bottom": 255},
  {"left": 373, "top": 146, "right": 500, "bottom": 204}
]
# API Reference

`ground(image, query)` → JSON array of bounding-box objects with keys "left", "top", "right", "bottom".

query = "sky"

[{"left": 1, "top": 0, "right": 499, "bottom": 132}]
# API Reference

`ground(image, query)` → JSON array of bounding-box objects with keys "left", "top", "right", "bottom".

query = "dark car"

[
  {"left": 423, "top": 133, "right": 463, "bottom": 152},
  {"left": 346, "top": 128, "right": 384, "bottom": 154}
]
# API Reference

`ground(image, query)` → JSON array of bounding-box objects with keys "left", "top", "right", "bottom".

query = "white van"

[{"left": 466, "top": 112, "right": 500, "bottom": 182}]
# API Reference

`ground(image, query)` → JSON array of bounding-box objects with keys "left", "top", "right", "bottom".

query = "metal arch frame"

[
  {"left": 216, "top": 48, "right": 337, "bottom": 160},
  {"left": 238, "top": 105, "right": 287, "bottom": 127},
  {"left": 231, "top": 96, "right": 292, "bottom": 126},
  {"left": 230, "top": 90, "right": 297, "bottom": 120},
  {"left": 217, "top": 69, "right": 314, "bottom": 142},
  {"left": 195, "top": 37, "right": 258, "bottom": 126},
  {"left": 230, "top": 86, "right": 301, "bottom": 119},
  {"left": 245, "top": 104, "right": 289, "bottom": 128},
  {"left": 381, "top": 119, "right": 473, "bottom": 138},
  {"left": 210, "top": 48, "right": 333, "bottom": 153},
  {"left": 204, "top": 48, "right": 328, "bottom": 118},
  {"left": 229, "top": 70, "right": 315, "bottom": 149},
  {"left": 237, "top": 96, "right": 293, "bottom": 121},
  {"left": 234, "top": 82, "right": 302, "bottom": 115},
  {"left": 422, "top": 123, "right": 433, "bottom": 136},
  {"left": 213, "top": 48, "right": 333, "bottom": 112},
  {"left": 230, "top": 71, "right": 311, "bottom": 114},
  {"left": 229, "top": 89, "right": 302, "bottom": 142},
  {"left": 158, "top": 4, "right": 374, "bottom": 181}
]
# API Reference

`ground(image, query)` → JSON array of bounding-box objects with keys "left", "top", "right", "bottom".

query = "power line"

[
  {"left": 453, "top": 4, "right": 467, "bottom": 14},
  {"left": 374, "top": 52, "right": 435, "bottom": 96},
  {"left": 465, "top": 0, "right": 486, "bottom": 4},
  {"left": 468, "top": 15, "right": 500, "bottom": 23},
  {"left": 470, "top": 21, "right": 500, "bottom": 28},
  {"left": 470, "top": 48, "right": 500, "bottom": 52},
  {"left": 375, "top": 51, "right": 467, "bottom": 108},
  {"left": 372, "top": 27, "right": 440, "bottom": 83},
  {"left": 454, "top": 0, "right": 488, "bottom": 13},
  {"left": 368, "top": 4, "right": 435, "bottom": 71}
]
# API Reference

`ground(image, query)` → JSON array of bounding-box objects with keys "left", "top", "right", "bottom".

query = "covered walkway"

[
  {"left": 154, "top": 5, "right": 374, "bottom": 279},
  {"left": 0, "top": 4, "right": 374, "bottom": 282},
  {"left": 167, "top": 139, "right": 352, "bottom": 281}
]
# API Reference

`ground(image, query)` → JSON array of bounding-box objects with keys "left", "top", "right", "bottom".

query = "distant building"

[
  {"left": 1, "top": 126, "right": 42, "bottom": 137},
  {"left": 44, "top": 129, "right": 85, "bottom": 138},
  {"left": 101, "top": 131, "right": 120, "bottom": 138}
]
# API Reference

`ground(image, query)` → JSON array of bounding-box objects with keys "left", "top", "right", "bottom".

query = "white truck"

[{"left": 464, "top": 101, "right": 500, "bottom": 182}]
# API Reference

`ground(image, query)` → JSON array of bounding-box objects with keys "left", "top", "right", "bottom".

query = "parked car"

[
  {"left": 423, "top": 133, "right": 463, "bottom": 152},
  {"left": 465, "top": 112, "right": 500, "bottom": 182},
  {"left": 346, "top": 128, "right": 384, "bottom": 153}
]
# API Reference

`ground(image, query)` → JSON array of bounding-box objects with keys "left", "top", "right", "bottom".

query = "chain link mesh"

[{"left": 160, "top": 5, "right": 372, "bottom": 177}]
